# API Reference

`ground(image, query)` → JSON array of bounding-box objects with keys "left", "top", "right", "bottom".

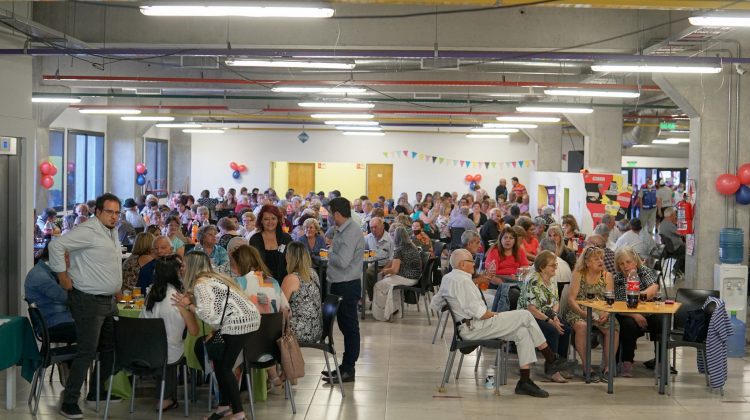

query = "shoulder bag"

[
  {"left": 205, "top": 285, "right": 231, "bottom": 361},
  {"left": 277, "top": 319, "right": 305, "bottom": 380}
]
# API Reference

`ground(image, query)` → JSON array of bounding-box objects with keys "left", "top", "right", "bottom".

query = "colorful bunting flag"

[
  {"left": 519, "top": 161, "right": 524, "bottom": 168},
  {"left": 432, "top": 156, "right": 438, "bottom": 163},
  {"left": 411, "top": 152, "right": 417, "bottom": 158}
]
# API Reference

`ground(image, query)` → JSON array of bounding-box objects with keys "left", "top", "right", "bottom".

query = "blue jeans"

[
  {"left": 535, "top": 317, "right": 571, "bottom": 358},
  {"left": 329, "top": 280, "right": 361, "bottom": 374},
  {"left": 491, "top": 281, "right": 522, "bottom": 312}
]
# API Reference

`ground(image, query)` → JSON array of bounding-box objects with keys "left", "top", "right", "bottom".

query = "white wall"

[
  {"left": 620, "top": 155, "right": 688, "bottom": 168},
  {"left": 51, "top": 109, "right": 108, "bottom": 134},
  {"left": 191, "top": 130, "right": 537, "bottom": 199},
  {"left": 529, "top": 171, "right": 593, "bottom": 235}
]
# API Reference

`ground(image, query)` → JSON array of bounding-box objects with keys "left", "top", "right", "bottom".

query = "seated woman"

[
  {"left": 372, "top": 227, "right": 423, "bottom": 322},
  {"left": 281, "top": 242, "right": 323, "bottom": 343},
  {"left": 519, "top": 250, "right": 572, "bottom": 383},
  {"left": 165, "top": 216, "right": 187, "bottom": 257},
  {"left": 193, "top": 225, "right": 229, "bottom": 269},
  {"left": 517, "top": 216, "right": 539, "bottom": 262},
  {"left": 410, "top": 219, "right": 434, "bottom": 256},
  {"left": 217, "top": 217, "right": 241, "bottom": 249},
  {"left": 561, "top": 214, "right": 583, "bottom": 253},
  {"left": 485, "top": 226, "right": 529, "bottom": 285},
  {"left": 249, "top": 205, "right": 293, "bottom": 283},
  {"left": 136, "top": 235, "right": 174, "bottom": 294},
  {"left": 298, "top": 218, "right": 326, "bottom": 265},
  {"left": 177, "top": 196, "right": 194, "bottom": 226},
  {"left": 565, "top": 246, "right": 619, "bottom": 381},
  {"left": 239, "top": 211, "right": 257, "bottom": 240},
  {"left": 546, "top": 224, "right": 577, "bottom": 272},
  {"left": 141, "top": 255, "right": 199, "bottom": 411},
  {"left": 471, "top": 202, "right": 487, "bottom": 228},
  {"left": 612, "top": 246, "right": 661, "bottom": 378},
  {"left": 122, "top": 232, "right": 155, "bottom": 293}
]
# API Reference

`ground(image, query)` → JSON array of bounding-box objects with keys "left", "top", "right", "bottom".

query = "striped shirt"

[{"left": 698, "top": 297, "right": 732, "bottom": 389}]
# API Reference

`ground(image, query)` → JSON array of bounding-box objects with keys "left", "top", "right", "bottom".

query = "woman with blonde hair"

[
  {"left": 182, "top": 250, "right": 213, "bottom": 291},
  {"left": 121, "top": 232, "right": 155, "bottom": 292},
  {"left": 299, "top": 218, "right": 326, "bottom": 262},
  {"left": 546, "top": 224, "right": 576, "bottom": 270},
  {"left": 282, "top": 242, "right": 323, "bottom": 343},
  {"left": 565, "top": 246, "right": 619, "bottom": 381}
]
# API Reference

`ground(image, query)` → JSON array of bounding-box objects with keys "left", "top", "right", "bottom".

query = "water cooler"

[{"left": 714, "top": 263, "right": 748, "bottom": 323}]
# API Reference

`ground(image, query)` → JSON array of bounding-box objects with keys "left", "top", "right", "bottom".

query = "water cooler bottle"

[{"left": 714, "top": 263, "right": 748, "bottom": 323}]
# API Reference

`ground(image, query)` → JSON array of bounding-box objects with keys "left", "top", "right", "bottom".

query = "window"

[
  {"left": 66, "top": 131, "right": 104, "bottom": 209},
  {"left": 144, "top": 138, "right": 168, "bottom": 198},
  {"left": 47, "top": 130, "right": 65, "bottom": 210}
]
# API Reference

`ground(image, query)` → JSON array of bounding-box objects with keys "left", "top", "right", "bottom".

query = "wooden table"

[{"left": 577, "top": 300, "right": 681, "bottom": 395}]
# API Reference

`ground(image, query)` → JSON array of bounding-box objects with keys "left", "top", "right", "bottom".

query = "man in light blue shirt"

[
  {"left": 323, "top": 197, "right": 365, "bottom": 385},
  {"left": 49, "top": 193, "right": 124, "bottom": 418},
  {"left": 449, "top": 206, "right": 477, "bottom": 233}
]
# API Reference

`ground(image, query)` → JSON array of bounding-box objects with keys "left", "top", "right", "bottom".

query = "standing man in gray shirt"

[
  {"left": 322, "top": 197, "right": 365, "bottom": 384},
  {"left": 50, "top": 193, "right": 123, "bottom": 419}
]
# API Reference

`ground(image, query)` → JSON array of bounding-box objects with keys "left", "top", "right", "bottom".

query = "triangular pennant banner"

[
  {"left": 432, "top": 156, "right": 438, "bottom": 163},
  {"left": 382, "top": 152, "right": 388, "bottom": 157},
  {"left": 491, "top": 162, "right": 497, "bottom": 168},
  {"left": 518, "top": 160, "right": 524, "bottom": 168},
  {"left": 403, "top": 150, "right": 408, "bottom": 157},
  {"left": 524, "top": 160, "right": 530, "bottom": 167},
  {"left": 466, "top": 161, "right": 471, "bottom": 168},
  {"left": 411, "top": 152, "right": 417, "bottom": 158},
  {"left": 460, "top": 160, "right": 465, "bottom": 166},
  {"left": 439, "top": 157, "right": 444, "bottom": 164},
  {"left": 512, "top": 162, "right": 517, "bottom": 168},
  {"left": 531, "top": 160, "right": 536, "bottom": 166},
  {"left": 484, "top": 162, "right": 490, "bottom": 169},
  {"left": 453, "top": 160, "right": 458, "bottom": 166}
]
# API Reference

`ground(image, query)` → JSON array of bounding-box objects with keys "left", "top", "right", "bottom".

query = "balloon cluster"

[
  {"left": 135, "top": 162, "right": 148, "bottom": 186},
  {"left": 230, "top": 162, "right": 248, "bottom": 179},
  {"left": 39, "top": 161, "right": 58, "bottom": 189},
  {"left": 715, "top": 163, "right": 750, "bottom": 204},
  {"left": 464, "top": 173, "right": 483, "bottom": 191}
]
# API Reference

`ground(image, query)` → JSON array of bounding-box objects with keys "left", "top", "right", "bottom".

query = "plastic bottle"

[
  {"left": 626, "top": 270, "right": 640, "bottom": 309},
  {"left": 484, "top": 375, "right": 495, "bottom": 389},
  {"left": 728, "top": 311, "right": 746, "bottom": 358}
]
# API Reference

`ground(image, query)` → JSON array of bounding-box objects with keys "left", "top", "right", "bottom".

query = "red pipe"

[{"left": 44, "top": 75, "right": 661, "bottom": 91}]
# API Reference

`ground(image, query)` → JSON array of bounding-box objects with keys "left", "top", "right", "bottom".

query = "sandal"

[
  {"left": 204, "top": 409, "right": 231, "bottom": 420},
  {"left": 156, "top": 400, "right": 178, "bottom": 412},
  {"left": 549, "top": 371, "right": 568, "bottom": 383}
]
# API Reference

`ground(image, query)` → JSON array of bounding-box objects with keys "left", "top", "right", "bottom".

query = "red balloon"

[
  {"left": 238, "top": 164, "right": 248, "bottom": 173},
  {"left": 738, "top": 163, "right": 750, "bottom": 185},
  {"left": 41, "top": 175, "right": 54, "bottom": 189},
  {"left": 716, "top": 173, "right": 741, "bottom": 195},
  {"left": 135, "top": 163, "right": 146, "bottom": 174},
  {"left": 474, "top": 173, "right": 482, "bottom": 183},
  {"left": 39, "top": 161, "right": 52, "bottom": 175},
  {"left": 464, "top": 174, "right": 473, "bottom": 182},
  {"left": 49, "top": 164, "right": 58, "bottom": 176},
  {"left": 230, "top": 162, "right": 239, "bottom": 171}
]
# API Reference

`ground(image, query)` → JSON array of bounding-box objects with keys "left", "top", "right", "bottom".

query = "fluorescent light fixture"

[
  {"left": 335, "top": 126, "right": 382, "bottom": 131},
  {"left": 32, "top": 96, "right": 81, "bottom": 104},
  {"left": 663, "top": 138, "right": 690, "bottom": 143},
  {"left": 544, "top": 89, "right": 640, "bottom": 98},
  {"left": 121, "top": 116, "right": 175, "bottom": 122},
  {"left": 483, "top": 123, "right": 538, "bottom": 129},
  {"left": 689, "top": 14, "right": 750, "bottom": 27},
  {"left": 496, "top": 116, "right": 560, "bottom": 123},
  {"left": 183, "top": 129, "right": 225, "bottom": 134},
  {"left": 652, "top": 139, "right": 689, "bottom": 145},
  {"left": 272, "top": 86, "right": 366, "bottom": 94},
  {"left": 310, "top": 113, "right": 374, "bottom": 119},
  {"left": 225, "top": 59, "right": 353, "bottom": 69},
  {"left": 516, "top": 106, "right": 593, "bottom": 114},
  {"left": 323, "top": 120, "right": 379, "bottom": 126},
  {"left": 79, "top": 108, "right": 141, "bottom": 115},
  {"left": 342, "top": 131, "right": 385, "bottom": 136},
  {"left": 466, "top": 134, "right": 510, "bottom": 139},
  {"left": 490, "top": 61, "right": 579, "bottom": 68},
  {"left": 140, "top": 5, "right": 334, "bottom": 18},
  {"left": 298, "top": 102, "right": 374, "bottom": 109},
  {"left": 470, "top": 128, "right": 519, "bottom": 133},
  {"left": 632, "top": 145, "right": 651, "bottom": 148},
  {"left": 155, "top": 122, "right": 203, "bottom": 128},
  {"left": 591, "top": 63, "right": 721, "bottom": 74},
  {"left": 664, "top": 130, "right": 690, "bottom": 134}
]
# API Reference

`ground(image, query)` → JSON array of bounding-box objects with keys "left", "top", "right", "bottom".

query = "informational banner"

[
  {"left": 546, "top": 186, "right": 557, "bottom": 208},
  {"left": 582, "top": 173, "right": 632, "bottom": 228}
]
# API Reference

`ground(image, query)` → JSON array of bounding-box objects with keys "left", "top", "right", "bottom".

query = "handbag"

[
  {"left": 205, "top": 285, "right": 231, "bottom": 361},
  {"left": 276, "top": 320, "right": 305, "bottom": 380},
  {"left": 683, "top": 308, "right": 708, "bottom": 343}
]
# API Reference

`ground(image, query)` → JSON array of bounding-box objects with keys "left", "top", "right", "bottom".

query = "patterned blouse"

[
  {"left": 193, "top": 244, "right": 229, "bottom": 268},
  {"left": 519, "top": 272, "right": 558, "bottom": 313},
  {"left": 394, "top": 245, "right": 422, "bottom": 280},
  {"left": 287, "top": 271, "right": 323, "bottom": 343},
  {"left": 121, "top": 254, "right": 142, "bottom": 291}
]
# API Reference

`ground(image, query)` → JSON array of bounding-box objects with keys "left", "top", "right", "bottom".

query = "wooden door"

[
  {"left": 288, "top": 162, "right": 315, "bottom": 196},
  {"left": 367, "top": 164, "right": 393, "bottom": 199}
]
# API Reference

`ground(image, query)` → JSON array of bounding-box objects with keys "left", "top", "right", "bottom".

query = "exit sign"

[
  {"left": 659, "top": 121, "right": 677, "bottom": 130},
  {"left": 626, "top": 161, "right": 638, "bottom": 167}
]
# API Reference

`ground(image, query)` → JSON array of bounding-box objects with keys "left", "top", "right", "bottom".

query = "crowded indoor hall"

[{"left": 1, "top": 1, "right": 749, "bottom": 419}]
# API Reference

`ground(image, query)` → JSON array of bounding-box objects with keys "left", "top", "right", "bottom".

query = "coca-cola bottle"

[{"left": 626, "top": 270, "right": 640, "bottom": 309}]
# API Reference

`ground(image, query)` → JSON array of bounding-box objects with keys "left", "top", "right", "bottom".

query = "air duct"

[{"left": 623, "top": 110, "right": 660, "bottom": 146}]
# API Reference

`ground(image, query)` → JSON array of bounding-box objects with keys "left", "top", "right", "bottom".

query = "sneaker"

[
  {"left": 59, "top": 403, "right": 84, "bottom": 419},
  {"left": 86, "top": 393, "right": 122, "bottom": 404},
  {"left": 514, "top": 379, "right": 549, "bottom": 398},
  {"left": 621, "top": 361, "right": 634, "bottom": 378}
]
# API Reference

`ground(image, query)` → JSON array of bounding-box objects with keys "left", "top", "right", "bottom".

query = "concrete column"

[
  {"left": 169, "top": 128, "right": 191, "bottom": 193},
  {"left": 654, "top": 71, "right": 750, "bottom": 289},
  {"left": 565, "top": 107, "right": 623, "bottom": 173},
  {"left": 106, "top": 116, "right": 152, "bottom": 200},
  {"left": 524, "top": 125, "right": 563, "bottom": 172}
]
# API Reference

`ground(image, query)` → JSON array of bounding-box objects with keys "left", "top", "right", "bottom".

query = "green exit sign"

[
  {"left": 626, "top": 161, "right": 638, "bottom": 167},
  {"left": 659, "top": 121, "right": 677, "bottom": 130}
]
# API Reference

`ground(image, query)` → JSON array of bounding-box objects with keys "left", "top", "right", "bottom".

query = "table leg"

[
  {"left": 608, "top": 314, "right": 615, "bottom": 394},
  {"left": 585, "top": 307, "right": 592, "bottom": 384},
  {"left": 5, "top": 365, "right": 16, "bottom": 410},
  {"left": 659, "top": 314, "right": 670, "bottom": 394}
]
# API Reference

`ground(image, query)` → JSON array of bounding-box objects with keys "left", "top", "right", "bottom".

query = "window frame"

[
  {"left": 66, "top": 129, "right": 106, "bottom": 211},
  {"left": 143, "top": 137, "right": 169, "bottom": 198}
]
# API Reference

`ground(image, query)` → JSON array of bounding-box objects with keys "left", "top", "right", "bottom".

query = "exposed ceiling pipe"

[{"left": 622, "top": 110, "right": 661, "bottom": 146}]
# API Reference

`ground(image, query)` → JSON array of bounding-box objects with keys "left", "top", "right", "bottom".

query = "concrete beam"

[{"left": 524, "top": 125, "right": 562, "bottom": 172}]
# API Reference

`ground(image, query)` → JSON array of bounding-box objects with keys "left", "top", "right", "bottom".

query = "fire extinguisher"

[{"left": 676, "top": 197, "right": 693, "bottom": 235}]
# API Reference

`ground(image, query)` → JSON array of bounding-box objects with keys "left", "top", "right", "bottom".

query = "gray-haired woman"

[{"left": 371, "top": 227, "right": 423, "bottom": 322}]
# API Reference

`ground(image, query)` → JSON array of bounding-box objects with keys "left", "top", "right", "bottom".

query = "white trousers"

[
  {"left": 460, "top": 310, "right": 546, "bottom": 367},
  {"left": 371, "top": 275, "right": 418, "bottom": 321}
]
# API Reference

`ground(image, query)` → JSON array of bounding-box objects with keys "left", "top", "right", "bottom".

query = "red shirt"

[
  {"left": 522, "top": 236, "right": 539, "bottom": 257},
  {"left": 485, "top": 246, "right": 529, "bottom": 276}
]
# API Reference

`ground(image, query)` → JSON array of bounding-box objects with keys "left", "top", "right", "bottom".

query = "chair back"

[
  {"left": 113, "top": 317, "right": 168, "bottom": 375},
  {"left": 420, "top": 251, "right": 429, "bottom": 270},
  {"left": 443, "top": 301, "right": 463, "bottom": 351},
  {"left": 243, "top": 312, "right": 284, "bottom": 367},
  {"left": 674, "top": 288, "right": 720, "bottom": 330},
  {"left": 508, "top": 286, "right": 521, "bottom": 311},
  {"left": 432, "top": 240, "right": 445, "bottom": 259},
  {"left": 418, "top": 258, "right": 437, "bottom": 292},
  {"left": 26, "top": 303, "right": 51, "bottom": 364},
  {"left": 659, "top": 234, "right": 675, "bottom": 255},
  {"left": 449, "top": 227, "right": 465, "bottom": 250},
  {"left": 320, "top": 294, "right": 342, "bottom": 346}
]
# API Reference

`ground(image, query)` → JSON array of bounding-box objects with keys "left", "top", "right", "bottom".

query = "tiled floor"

[{"left": 3, "top": 306, "right": 750, "bottom": 420}]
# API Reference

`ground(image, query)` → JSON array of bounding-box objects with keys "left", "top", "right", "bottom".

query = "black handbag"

[{"left": 205, "top": 285, "right": 231, "bottom": 361}]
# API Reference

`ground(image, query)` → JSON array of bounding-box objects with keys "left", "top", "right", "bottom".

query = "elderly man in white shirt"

[
  {"left": 430, "top": 249, "right": 572, "bottom": 398},
  {"left": 615, "top": 218, "right": 656, "bottom": 261},
  {"left": 364, "top": 217, "right": 394, "bottom": 301}
]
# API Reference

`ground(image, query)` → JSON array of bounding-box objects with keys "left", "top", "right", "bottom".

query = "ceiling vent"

[{"left": 122, "top": 88, "right": 162, "bottom": 95}]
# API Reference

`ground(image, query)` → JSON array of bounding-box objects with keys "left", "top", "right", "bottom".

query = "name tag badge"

[{"left": 278, "top": 244, "right": 286, "bottom": 253}]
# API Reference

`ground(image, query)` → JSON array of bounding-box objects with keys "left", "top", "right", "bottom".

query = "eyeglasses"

[{"left": 583, "top": 246, "right": 601, "bottom": 257}]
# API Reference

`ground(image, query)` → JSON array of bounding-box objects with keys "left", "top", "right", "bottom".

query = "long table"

[
  {"left": 0, "top": 317, "right": 41, "bottom": 410},
  {"left": 577, "top": 300, "right": 681, "bottom": 394}
]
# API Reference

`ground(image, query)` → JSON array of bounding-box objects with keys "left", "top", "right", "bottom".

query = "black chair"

[
  {"left": 396, "top": 257, "right": 437, "bottom": 325},
  {"left": 26, "top": 303, "right": 78, "bottom": 415},
  {"left": 668, "top": 288, "right": 720, "bottom": 388},
  {"left": 508, "top": 286, "right": 521, "bottom": 311},
  {"left": 438, "top": 302, "right": 508, "bottom": 396},
  {"left": 299, "top": 295, "right": 345, "bottom": 396},
  {"left": 104, "top": 317, "right": 186, "bottom": 420},
  {"left": 449, "top": 227, "right": 465, "bottom": 251},
  {"left": 242, "top": 313, "right": 295, "bottom": 420}
]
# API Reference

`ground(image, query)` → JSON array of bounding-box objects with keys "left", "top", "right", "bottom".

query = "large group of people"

[{"left": 24, "top": 174, "right": 689, "bottom": 417}]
